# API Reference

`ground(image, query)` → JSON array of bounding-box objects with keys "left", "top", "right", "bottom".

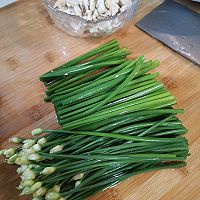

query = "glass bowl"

[{"left": 43, "top": 0, "right": 139, "bottom": 38}]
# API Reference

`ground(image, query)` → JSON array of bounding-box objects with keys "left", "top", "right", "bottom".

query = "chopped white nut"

[
  {"left": 109, "top": 1, "right": 120, "bottom": 16},
  {"left": 54, "top": 0, "right": 66, "bottom": 9},
  {"left": 83, "top": 0, "right": 90, "bottom": 11},
  {"left": 96, "top": 0, "right": 108, "bottom": 14},
  {"left": 92, "top": 9, "right": 100, "bottom": 21},
  {"left": 85, "top": 10, "right": 93, "bottom": 20},
  {"left": 90, "top": 0, "right": 97, "bottom": 12},
  {"left": 52, "top": 0, "right": 136, "bottom": 37},
  {"left": 54, "top": 0, "right": 133, "bottom": 21}
]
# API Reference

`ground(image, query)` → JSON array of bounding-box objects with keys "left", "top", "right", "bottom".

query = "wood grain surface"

[{"left": 0, "top": 1, "right": 200, "bottom": 200}]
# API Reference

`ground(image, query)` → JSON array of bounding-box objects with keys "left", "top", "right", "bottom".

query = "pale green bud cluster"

[
  {"left": 72, "top": 173, "right": 84, "bottom": 181},
  {"left": 34, "top": 187, "right": 47, "bottom": 197},
  {"left": 22, "top": 139, "right": 36, "bottom": 149},
  {"left": 20, "top": 186, "right": 31, "bottom": 195},
  {"left": 41, "top": 167, "right": 56, "bottom": 175},
  {"left": 37, "top": 137, "right": 47, "bottom": 145},
  {"left": 75, "top": 181, "right": 81, "bottom": 187},
  {"left": 50, "top": 145, "right": 63, "bottom": 154},
  {"left": 31, "top": 128, "right": 43, "bottom": 136},
  {"left": 28, "top": 154, "right": 41, "bottom": 161},
  {"left": 4, "top": 148, "right": 16, "bottom": 158},
  {"left": 32, "top": 144, "right": 42, "bottom": 152},
  {"left": 21, "top": 169, "right": 36, "bottom": 181},
  {"left": 52, "top": 185, "right": 61, "bottom": 193},
  {"left": 9, "top": 137, "right": 23, "bottom": 144},
  {"left": 45, "top": 192, "right": 60, "bottom": 200},
  {"left": 0, "top": 128, "right": 65, "bottom": 199},
  {"left": 7, "top": 154, "right": 18, "bottom": 164}
]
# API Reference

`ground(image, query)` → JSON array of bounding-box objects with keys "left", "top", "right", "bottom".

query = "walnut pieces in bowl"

[{"left": 43, "top": 0, "right": 139, "bottom": 38}]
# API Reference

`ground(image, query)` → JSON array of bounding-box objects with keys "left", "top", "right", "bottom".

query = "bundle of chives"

[
  {"left": 41, "top": 40, "right": 130, "bottom": 98},
  {"left": 0, "top": 129, "right": 188, "bottom": 200},
  {"left": 0, "top": 40, "right": 189, "bottom": 200}
]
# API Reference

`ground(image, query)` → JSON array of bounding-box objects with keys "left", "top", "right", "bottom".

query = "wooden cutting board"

[{"left": 0, "top": 1, "right": 200, "bottom": 200}]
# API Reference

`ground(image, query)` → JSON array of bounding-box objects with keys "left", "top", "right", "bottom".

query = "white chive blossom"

[
  {"left": 41, "top": 167, "right": 56, "bottom": 175},
  {"left": 37, "top": 137, "right": 47, "bottom": 145},
  {"left": 20, "top": 157, "right": 31, "bottom": 164},
  {"left": 21, "top": 169, "right": 36, "bottom": 180},
  {"left": 28, "top": 154, "right": 41, "bottom": 161},
  {"left": 45, "top": 192, "right": 60, "bottom": 200},
  {"left": 4, "top": 148, "right": 16, "bottom": 157},
  {"left": 23, "top": 139, "right": 36, "bottom": 149},
  {"left": 15, "top": 157, "right": 22, "bottom": 165},
  {"left": 9, "top": 137, "right": 23, "bottom": 144},
  {"left": 52, "top": 185, "right": 61, "bottom": 193},
  {"left": 75, "top": 181, "right": 81, "bottom": 187},
  {"left": 72, "top": 173, "right": 84, "bottom": 180},
  {"left": 50, "top": 145, "right": 63, "bottom": 154},
  {"left": 31, "top": 128, "right": 43, "bottom": 136},
  {"left": 7, "top": 154, "right": 18, "bottom": 164},
  {"left": 32, "top": 144, "right": 42, "bottom": 152},
  {"left": 31, "top": 182, "right": 43, "bottom": 193},
  {"left": 34, "top": 187, "right": 47, "bottom": 197},
  {"left": 19, "top": 149, "right": 35, "bottom": 156},
  {"left": 20, "top": 186, "right": 31, "bottom": 195},
  {"left": 22, "top": 180, "right": 35, "bottom": 187},
  {"left": 59, "top": 198, "right": 65, "bottom": 200}
]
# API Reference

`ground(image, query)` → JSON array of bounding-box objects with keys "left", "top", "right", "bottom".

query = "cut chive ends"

[{"left": 1, "top": 40, "right": 188, "bottom": 200}]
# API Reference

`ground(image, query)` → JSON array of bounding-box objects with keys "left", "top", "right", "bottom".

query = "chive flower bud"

[
  {"left": 21, "top": 169, "right": 36, "bottom": 180},
  {"left": 75, "top": 181, "right": 81, "bottom": 187},
  {"left": 20, "top": 164, "right": 30, "bottom": 172},
  {"left": 19, "top": 149, "right": 35, "bottom": 157},
  {"left": 15, "top": 157, "right": 22, "bottom": 165},
  {"left": 22, "top": 180, "right": 35, "bottom": 187},
  {"left": 7, "top": 154, "right": 18, "bottom": 164},
  {"left": 0, "top": 150, "right": 5, "bottom": 155},
  {"left": 32, "top": 144, "right": 41, "bottom": 152},
  {"left": 47, "top": 188, "right": 53, "bottom": 193},
  {"left": 37, "top": 137, "right": 47, "bottom": 145},
  {"left": 9, "top": 137, "right": 23, "bottom": 144},
  {"left": 21, "top": 156, "right": 31, "bottom": 164},
  {"left": 32, "top": 197, "right": 44, "bottom": 200},
  {"left": 72, "top": 173, "right": 84, "bottom": 181},
  {"left": 28, "top": 154, "right": 41, "bottom": 161},
  {"left": 20, "top": 186, "right": 31, "bottom": 195},
  {"left": 31, "top": 128, "right": 43, "bottom": 136},
  {"left": 17, "top": 182, "right": 24, "bottom": 190},
  {"left": 31, "top": 182, "right": 43, "bottom": 193},
  {"left": 52, "top": 185, "right": 61, "bottom": 193},
  {"left": 17, "top": 164, "right": 30, "bottom": 174},
  {"left": 45, "top": 192, "right": 60, "bottom": 200},
  {"left": 50, "top": 145, "right": 63, "bottom": 154},
  {"left": 34, "top": 187, "right": 47, "bottom": 197},
  {"left": 4, "top": 148, "right": 15, "bottom": 158},
  {"left": 41, "top": 167, "right": 56, "bottom": 175},
  {"left": 17, "top": 166, "right": 24, "bottom": 174},
  {"left": 23, "top": 139, "right": 36, "bottom": 149}
]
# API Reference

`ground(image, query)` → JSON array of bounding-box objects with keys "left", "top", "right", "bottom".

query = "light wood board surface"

[{"left": 0, "top": 1, "right": 200, "bottom": 200}]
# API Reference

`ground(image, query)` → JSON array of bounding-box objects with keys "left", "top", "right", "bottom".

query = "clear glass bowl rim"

[{"left": 43, "top": 0, "right": 139, "bottom": 24}]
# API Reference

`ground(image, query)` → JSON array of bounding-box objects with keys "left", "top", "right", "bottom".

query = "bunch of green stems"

[
  {"left": 0, "top": 40, "right": 189, "bottom": 200},
  {"left": 0, "top": 129, "right": 188, "bottom": 200}
]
